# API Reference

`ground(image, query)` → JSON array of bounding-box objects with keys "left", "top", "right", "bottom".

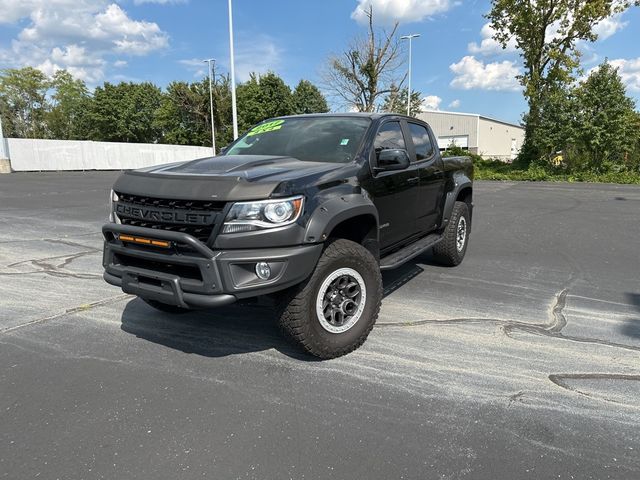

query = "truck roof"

[{"left": 274, "top": 112, "right": 417, "bottom": 121}]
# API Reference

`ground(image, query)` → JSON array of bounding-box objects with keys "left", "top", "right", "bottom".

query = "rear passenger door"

[{"left": 406, "top": 122, "right": 446, "bottom": 234}]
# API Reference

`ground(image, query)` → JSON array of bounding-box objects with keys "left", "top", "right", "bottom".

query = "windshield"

[{"left": 224, "top": 116, "right": 371, "bottom": 163}]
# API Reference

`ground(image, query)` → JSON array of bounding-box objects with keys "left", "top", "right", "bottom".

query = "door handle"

[{"left": 407, "top": 177, "right": 420, "bottom": 183}]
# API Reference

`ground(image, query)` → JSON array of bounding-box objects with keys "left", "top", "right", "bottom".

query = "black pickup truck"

[{"left": 103, "top": 113, "right": 473, "bottom": 358}]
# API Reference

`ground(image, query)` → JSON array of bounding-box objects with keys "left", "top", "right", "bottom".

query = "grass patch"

[
  {"left": 442, "top": 146, "right": 640, "bottom": 184},
  {"left": 473, "top": 159, "right": 640, "bottom": 184}
]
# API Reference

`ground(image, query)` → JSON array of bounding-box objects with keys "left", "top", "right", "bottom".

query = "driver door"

[{"left": 365, "top": 120, "right": 421, "bottom": 250}]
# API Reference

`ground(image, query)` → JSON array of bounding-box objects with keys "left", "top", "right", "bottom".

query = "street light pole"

[
  {"left": 228, "top": 0, "right": 239, "bottom": 139},
  {"left": 401, "top": 34, "right": 420, "bottom": 117},
  {"left": 204, "top": 58, "right": 216, "bottom": 155}
]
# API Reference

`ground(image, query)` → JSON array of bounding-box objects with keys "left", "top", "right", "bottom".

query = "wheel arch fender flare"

[
  {"left": 442, "top": 174, "right": 473, "bottom": 229},
  {"left": 304, "top": 194, "right": 379, "bottom": 244}
]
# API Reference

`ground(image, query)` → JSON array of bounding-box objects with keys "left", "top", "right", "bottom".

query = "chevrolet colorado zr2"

[{"left": 103, "top": 113, "right": 473, "bottom": 358}]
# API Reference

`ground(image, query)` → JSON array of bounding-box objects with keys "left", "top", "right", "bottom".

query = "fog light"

[{"left": 255, "top": 262, "right": 271, "bottom": 280}]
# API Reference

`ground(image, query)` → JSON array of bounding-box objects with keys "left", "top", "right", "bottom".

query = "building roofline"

[{"left": 419, "top": 109, "right": 524, "bottom": 130}]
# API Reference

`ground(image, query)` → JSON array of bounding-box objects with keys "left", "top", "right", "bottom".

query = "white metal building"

[{"left": 417, "top": 110, "right": 525, "bottom": 161}]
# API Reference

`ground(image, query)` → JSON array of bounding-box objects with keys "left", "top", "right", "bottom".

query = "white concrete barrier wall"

[{"left": 6, "top": 138, "right": 213, "bottom": 171}]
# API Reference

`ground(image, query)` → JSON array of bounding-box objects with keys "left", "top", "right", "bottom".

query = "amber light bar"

[{"left": 117, "top": 234, "right": 171, "bottom": 248}]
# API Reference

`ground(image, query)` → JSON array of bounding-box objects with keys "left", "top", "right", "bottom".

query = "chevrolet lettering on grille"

[{"left": 115, "top": 203, "right": 215, "bottom": 225}]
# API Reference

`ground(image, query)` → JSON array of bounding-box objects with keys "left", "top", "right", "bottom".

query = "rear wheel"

[
  {"left": 142, "top": 298, "right": 191, "bottom": 314},
  {"left": 433, "top": 201, "right": 470, "bottom": 266},
  {"left": 277, "top": 239, "right": 382, "bottom": 359}
]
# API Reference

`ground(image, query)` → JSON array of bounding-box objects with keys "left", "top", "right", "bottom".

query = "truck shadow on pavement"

[
  {"left": 119, "top": 258, "right": 431, "bottom": 360},
  {"left": 120, "top": 298, "right": 315, "bottom": 361}
]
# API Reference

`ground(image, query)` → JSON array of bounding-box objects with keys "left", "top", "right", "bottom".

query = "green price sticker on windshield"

[{"left": 247, "top": 119, "right": 285, "bottom": 136}]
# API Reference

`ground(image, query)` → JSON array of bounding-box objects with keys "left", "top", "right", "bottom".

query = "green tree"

[
  {"left": 381, "top": 85, "right": 423, "bottom": 116},
  {"left": 536, "top": 86, "right": 577, "bottom": 165},
  {"left": 236, "top": 72, "right": 293, "bottom": 133},
  {"left": 211, "top": 75, "right": 234, "bottom": 147},
  {"left": 487, "top": 0, "right": 638, "bottom": 166},
  {"left": 154, "top": 75, "right": 233, "bottom": 150},
  {"left": 572, "top": 62, "right": 638, "bottom": 172},
  {"left": 87, "top": 82, "right": 162, "bottom": 143},
  {"left": 236, "top": 74, "right": 263, "bottom": 133},
  {"left": 155, "top": 80, "right": 210, "bottom": 146},
  {"left": 47, "top": 70, "right": 90, "bottom": 140},
  {"left": 0, "top": 67, "right": 49, "bottom": 138},
  {"left": 322, "top": 6, "right": 404, "bottom": 112},
  {"left": 291, "top": 80, "right": 329, "bottom": 114}
]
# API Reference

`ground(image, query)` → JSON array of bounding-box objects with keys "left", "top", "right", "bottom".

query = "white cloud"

[
  {"left": 607, "top": 58, "right": 640, "bottom": 91},
  {"left": 421, "top": 95, "right": 442, "bottom": 110},
  {"left": 134, "top": 0, "right": 186, "bottom": 4},
  {"left": 37, "top": 44, "right": 106, "bottom": 83},
  {"left": 450, "top": 56, "right": 521, "bottom": 91},
  {"left": 468, "top": 22, "right": 518, "bottom": 56},
  {"left": 179, "top": 59, "right": 205, "bottom": 68},
  {"left": 179, "top": 58, "right": 207, "bottom": 78},
  {"left": 234, "top": 35, "right": 282, "bottom": 82},
  {"left": 113, "top": 60, "right": 127, "bottom": 68},
  {"left": 351, "top": 0, "right": 454, "bottom": 25},
  {"left": 448, "top": 99, "right": 460, "bottom": 108},
  {"left": 0, "top": 1, "right": 169, "bottom": 82},
  {"left": 468, "top": 12, "right": 626, "bottom": 59},
  {"left": 593, "top": 13, "right": 628, "bottom": 40},
  {"left": 0, "top": 0, "right": 45, "bottom": 24}
]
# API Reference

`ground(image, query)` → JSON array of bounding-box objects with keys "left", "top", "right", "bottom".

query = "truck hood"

[{"left": 114, "top": 155, "right": 354, "bottom": 202}]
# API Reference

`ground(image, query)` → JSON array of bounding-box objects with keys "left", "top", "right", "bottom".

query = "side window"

[
  {"left": 374, "top": 122, "right": 406, "bottom": 152},
  {"left": 408, "top": 123, "right": 434, "bottom": 161}
]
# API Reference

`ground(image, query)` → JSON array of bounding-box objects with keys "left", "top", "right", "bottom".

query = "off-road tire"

[
  {"left": 433, "top": 200, "right": 470, "bottom": 267},
  {"left": 142, "top": 298, "right": 191, "bottom": 314},
  {"left": 277, "top": 239, "right": 383, "bottom": 359}
]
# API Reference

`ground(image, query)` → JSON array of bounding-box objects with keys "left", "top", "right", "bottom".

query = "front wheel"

[{"left": 277, "top": 239, "right": 383, "bottom": 359}]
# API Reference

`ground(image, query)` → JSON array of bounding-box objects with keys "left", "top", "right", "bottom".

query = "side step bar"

[{"left": 379, "top": 233, "right": 442, "bottom": 271}]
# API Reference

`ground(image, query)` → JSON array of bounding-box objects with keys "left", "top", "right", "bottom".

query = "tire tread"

[
  {"left": 277, "top": 239, "right": 382, "bottom": 359},
  {"left": 433, "top": 201, "right": 470, "bottom": 267}
]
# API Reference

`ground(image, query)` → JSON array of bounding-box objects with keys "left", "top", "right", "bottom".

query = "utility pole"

[
  {"left": 401, "top": 34, "right": 420, "bottom": 117},
  {"left": 204, "top": 58, "right": 216, "bottom": 155},
  {"left": 228, "top": 0, "right": 239, "bottom": 139}
]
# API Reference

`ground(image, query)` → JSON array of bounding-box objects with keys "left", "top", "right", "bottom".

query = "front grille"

[
  {"left": 116, "top": 192, "right": 226, "bottom": 212},
  {"left": 115, "top": 192, "right": 226, "bottom": 244}
]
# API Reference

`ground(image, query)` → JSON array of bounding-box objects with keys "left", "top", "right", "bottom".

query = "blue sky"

[{"left": 1, "top": 0, "right": 639, "bottom": 124}]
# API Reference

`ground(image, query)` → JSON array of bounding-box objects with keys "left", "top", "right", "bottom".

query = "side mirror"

[
  {"left": 218, "top": 146, "right": 228, "bottom": 155},
  {"left": 375, "top": 149, "right": 410, "bottom": 172}
]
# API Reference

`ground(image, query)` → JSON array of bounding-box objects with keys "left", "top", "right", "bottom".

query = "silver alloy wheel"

[
  {"left": 316, "top": 267, "right": 367, "bottom": 334},
  {"left": 456, "top": 216, "right": 467, "bottom": 252}
]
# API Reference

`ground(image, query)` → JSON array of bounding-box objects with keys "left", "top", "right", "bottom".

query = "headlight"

[
  {"left": 222, "top": 196, "right": 304, "bottom": 233},
  {"left": 108, "top": 190, "right": 119, "bottom": 223}
]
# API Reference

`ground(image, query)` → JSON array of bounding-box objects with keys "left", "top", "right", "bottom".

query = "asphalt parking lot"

[{"left": 1, "top": 172, "right": 639, "bottom": 479}]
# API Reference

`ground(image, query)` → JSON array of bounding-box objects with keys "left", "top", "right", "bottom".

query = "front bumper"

[{"left": 102, "top": 224, "right": 322, "bottom": 309}]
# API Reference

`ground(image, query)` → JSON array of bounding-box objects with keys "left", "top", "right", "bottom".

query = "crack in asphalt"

[
  {"left": 548, "top": 373, "right": 640, "bottom": 405},
  {"left": 44, "top": 238, "right": 102, "bottom": 250},
  {"left": 378, "top": 283, "right": 640, "bottom": 405},
  {"left": 7, "top": 249, "right": 100, "bottom": 269},
  {"left": 376, "top": 287, "right": 640, "bottom": 354},
  {"left": 0, "top": 271, "right": 101, "bottom": 279},
  {"left": 508, "top": 391, "right": 525, "bottom": 406},
  {"left": 2, "top": 245, "right": 102, "bottom": 280},
  {"left": 0, "top": 231, "right": 101, "bottom": 245},
  {"left": 0, "top": 294, "right": 132, "bottom": 334}
]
